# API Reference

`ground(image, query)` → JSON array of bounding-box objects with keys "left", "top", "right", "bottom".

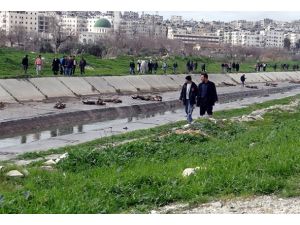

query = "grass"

[
  {"left": 0, "top": 95, "right": 300, "bottom": 213},
  {"left": 0, "top": 47, "right": 299, "bottom": 78}
]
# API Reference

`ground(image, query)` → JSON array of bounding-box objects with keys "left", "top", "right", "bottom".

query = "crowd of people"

[
  {"left": 221, "top": 62, "right": 240, "bottom": 73},
  {"left": 129, "top": 59, "right": 207, "bottom": 75},
  {"left": 21, "top": 55, "right": 87, "bottom": 76}
]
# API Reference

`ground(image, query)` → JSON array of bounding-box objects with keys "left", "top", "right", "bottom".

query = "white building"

[
  {"left": 264, "top": 29, "right": 284, "bottom": 48},
  {"left": 61, "top": 15, "right": 88, "bottom": 35},
  {"left": 0, "top": 11, "right": 39, "bottom": 33}
]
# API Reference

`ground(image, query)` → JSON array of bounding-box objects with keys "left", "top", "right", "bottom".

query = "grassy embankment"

[{"left": 0, "top": 47, "right": 299, "bottom": 78}]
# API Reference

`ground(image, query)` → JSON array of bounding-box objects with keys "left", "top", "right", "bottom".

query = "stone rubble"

[
  {"left": 153, "top": 195, "right": 300, "bottom": 214},
  {"left": 6, "top": 170, "right": 24, "bottom": 178}
]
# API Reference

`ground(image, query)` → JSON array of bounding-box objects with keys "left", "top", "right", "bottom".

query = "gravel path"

[{"left": 152, "top": 195, "right": 300, "bottom": 214}]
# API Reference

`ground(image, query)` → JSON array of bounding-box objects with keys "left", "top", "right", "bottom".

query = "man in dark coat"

[
  {"left": 240, "top": 74, "right": 246, "bottom": 87},
  {"left": 197, "top": 73, "right": 218, "bottom": 117},
  {"left": 179, "top": 75, "right": 198, "bottom": 123},
  {"left": 79, "top": 57, "right": 87, "bottom": 75},
  {"left": 52, "top": 57, "right": 60, "bottom": 75},
  {"left": 22, "top": 55, "right": 29, "bottom": 75}
]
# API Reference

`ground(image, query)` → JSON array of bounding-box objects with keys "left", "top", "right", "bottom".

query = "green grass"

[
  {"left": 0, "top": 95, "right": 300, "bottom": 213},
  {"left": 0, "top": 47, "right": 299, "bottom": 78}
]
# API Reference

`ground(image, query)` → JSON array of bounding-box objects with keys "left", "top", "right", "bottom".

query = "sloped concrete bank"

[{"left": 0, "top": 83, "right": 299, "bottom": 137}]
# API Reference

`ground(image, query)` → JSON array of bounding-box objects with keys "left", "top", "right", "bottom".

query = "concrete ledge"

[
  {"left": 227, "top": 73, "right": 269, "bottom": 83},
  {"left": 0, "top": 84, "right": 299, "bottom": 137},
  {"left": 58, "top": 77, "right": 99, "bottom": 96},
  {"left": 0, "top": 85, "right": 17, "bottom": 103},
  {"left": 29, "top": 77, "right": 76, "bottom": 98},
  {"left": 125, "top": 76, "right": 153, "bottom": 92},
  {"left": 141, "top": 75, "right": 172, "bottom": 91},
  {"left": 84, "top": 77, "right": 117, "bottom": 94},
  {"left": 103, "top": 76, "right": 137, "bottom": 93},
  {"left": 0, "top": 79, "right": 45, "bottom": 102}
]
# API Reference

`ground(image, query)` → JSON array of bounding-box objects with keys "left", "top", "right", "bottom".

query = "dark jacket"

[
  {"left": 52, "top": 58, "right": 60, "bottom": 71},
  {"left": 79, "top": 59, "right": 86, "bottom": 68},
  {"left": 22, "top": 57, "right": 29, "bottom": 66},
  {"left": 179, "top": 82, "right": 198, "bottom": 105},
  {"left": 197, "top": 81, "right": 218, "bottom": 106}
]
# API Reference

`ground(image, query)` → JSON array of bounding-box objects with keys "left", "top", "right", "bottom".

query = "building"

[
  {"left": 61, "top": 15, "right": 88, "bottom": 35},
  {"left": 79, "top": 18, "right": 113, "bottom": 44},
  {"left": 0, "top": 11, "right": 39, "bottom": 33},
  {"left": 264, "top": 29, "right": 284, "bottom": 48}
]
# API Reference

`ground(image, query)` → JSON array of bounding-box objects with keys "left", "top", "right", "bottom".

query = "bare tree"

[
  {"left": 49, "top": 16, "right": 75, "bottom": 53},
  {"left": 13, "top": 26, "right": 28, "bottom": 47},
  {"left": 0, "top": 30, "right": 6, "bottom": 47}
]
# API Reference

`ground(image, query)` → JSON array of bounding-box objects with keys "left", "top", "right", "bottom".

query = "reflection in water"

[
  {"left": 78, "top": 125, "right": 83, "bottom": 132},
  {"left": 21, "top": 135, "right": 27, "bottom": 144},
  {"left": 33, "top": 133, "right": 41, "bottom": 141},
  {"left": 50, "top": 130, "right": 58, "bottom": 137},
  {"left": 0, "top": 109, "right": 179, "bottom": 149},
  {"left": 58, "top": 127, "right": 74, "bottom": 136}
]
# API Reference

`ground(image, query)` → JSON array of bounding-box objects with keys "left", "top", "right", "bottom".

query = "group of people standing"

[
  {"left": 179, "top": 73, "right": 218, "bottom": 124},
  {"left": 255, "top": 63, "right": 267, "bottom": 72},
  {"left": 21, "top": 55, "right": 87, "bottom": 76},
  {"left": 186, "top": 60, "right": 206, "bottom": 73},
  {"left": 129, "top": 60, "right": 171, "bottom": 75},
  {"left": 221, "top": 62, "right": 240, "bottom": 73}
]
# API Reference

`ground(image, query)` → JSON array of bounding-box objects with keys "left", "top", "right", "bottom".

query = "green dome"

[{"left": 94, "top": 19, "right": 111, "bottom": 28}]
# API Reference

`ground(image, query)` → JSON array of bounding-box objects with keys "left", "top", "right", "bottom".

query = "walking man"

[
  {"left": 240, "top": 74, "right": 246, "bottom": 87},
  {"left": 179, "top": 75, "right": 198, "bottom": 124},
  {"left": 34, "top": 55, "right": 43, "bottom": 76},
  {"left": 21, "top": 55, "right": 29, "bottom": 75},
  {"left": 197, "top": 73, "right": 218, "bottom": 117}
]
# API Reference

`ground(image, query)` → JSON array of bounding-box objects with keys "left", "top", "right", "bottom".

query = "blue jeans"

[{"left": 185, "top": 99, "right": 194, "bottom": 123}]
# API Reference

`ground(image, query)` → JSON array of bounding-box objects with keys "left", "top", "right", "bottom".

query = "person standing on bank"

[
  {"left": 79, "top": 57, "right": 87, "bottom": 75},
  {"left": 34, "top": 55, "right": 43, "bottom": 76},
  {"left": 52, "top": 57, "right": 60, "bottom": 75},
  {"left": 240, "top": 74, "right": 246, "bottom": 87},
  {"left": 179, "top": 75, "right": 198, "bottom": 124},
  {"left": 21, "top": 55, "right": 29, "bottom": 75},
  {"left": 197, "top": 73, "right": 218, "bottom": 117}
]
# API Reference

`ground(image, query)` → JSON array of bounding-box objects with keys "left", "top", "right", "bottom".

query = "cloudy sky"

[{"left": 145, "top": 11, "right": 300, "bottom": 22}]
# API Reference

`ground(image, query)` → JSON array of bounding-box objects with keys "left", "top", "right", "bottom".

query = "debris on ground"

[
  {"left": 182, "top": 167, "right": 200, "bottom": 177},
  {"left": 221, "top": 82, "right": 236, "bottom": 86},
  {"left": 289, "top": 80, "right": 300, "bottom": 84},
  {"left": 82, "top": 98, "right": 106, "bottom": 105},
  {"left": 131, "top": 95, "right": 162, "bottom": 101},
  {"left": 43, "top": 159, "right": 56, "bottom": 166},
  {"left": 82, "top": 97, "right": 122, "bottom": 105},
  {"left": 102, "top": 98, "right": 122, "bottom": 103},
  {"left": 40, "top": 166, "right": 54, "bottom": 171},
  {"left": 54, "top": 100, "right": 66, "bottom": 109},
  {"left": 154, "top": 195, "right": 300, "bottom": 214},
  {"left": 6, "top": 170, "right": 24, "bottom": 178},
  {"left": 231, "top": 99, "right": 299, "bottom": 122},
  {"left": 174, "top": 129, "right": 203, "bottom": 135},
  {"left": 43, "top": 153, "right": 69, "bottom": 166},
  {"left": 0, "top": 102, "right": 5, "bottom": 110},
  {"left": 265, "top": 82, "right": 278, "bottom": 87},
  {"left": 245, "top": 85, "right": 258, "bottom": 89}
]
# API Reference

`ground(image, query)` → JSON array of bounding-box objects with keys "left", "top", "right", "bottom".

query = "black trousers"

[{"left": 199, "top": 98, "right": 213, "bottom": 116}]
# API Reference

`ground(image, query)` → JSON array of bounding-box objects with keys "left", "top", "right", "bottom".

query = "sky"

[{"left": 145, "top": 11, "right": 300, "bottom": 22}]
